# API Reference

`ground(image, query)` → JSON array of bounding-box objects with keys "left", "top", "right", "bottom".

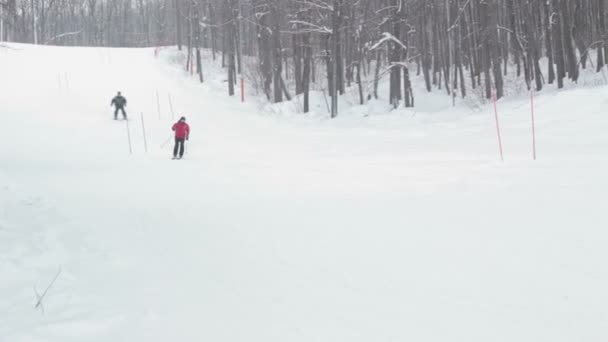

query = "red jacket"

[{"left": 172, "top": 122, "right": 190, "bottom": 139}]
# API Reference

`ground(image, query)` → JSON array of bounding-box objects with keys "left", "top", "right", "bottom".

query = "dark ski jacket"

[{"left": 111, "top": 95, "right": 127, "bottom": 108}]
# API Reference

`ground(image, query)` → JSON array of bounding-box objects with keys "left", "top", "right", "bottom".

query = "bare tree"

[{"left": 3, "top": 0, "right": 608, "bottom": 114}]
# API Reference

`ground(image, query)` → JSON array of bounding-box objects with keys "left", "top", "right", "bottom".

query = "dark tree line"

[{"left": 2, "top": 0, "right": 608, "bottom": 116}]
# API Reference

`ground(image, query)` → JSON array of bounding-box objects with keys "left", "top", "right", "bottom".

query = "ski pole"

[
  {"left": 185, "top": 132, "right": 190, "bottom": 156},
  {"left": 160, "top": 134, "right": 173, "bottom": 148}
]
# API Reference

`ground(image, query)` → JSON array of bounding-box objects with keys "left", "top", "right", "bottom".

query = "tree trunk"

[{"left": 175, "top": 0, "right": 182, "bottom": 50}]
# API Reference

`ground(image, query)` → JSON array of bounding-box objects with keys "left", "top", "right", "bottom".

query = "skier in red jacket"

[{"left": 172, "top": 117, "right": 190, "bottom": 159}]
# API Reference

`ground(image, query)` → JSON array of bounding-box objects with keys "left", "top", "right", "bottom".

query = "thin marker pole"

[
  {"left": 140, "top": 112, "right": 148, "bottom": 153},
  {"left": 492, "top": 89, "right": 504, "bottom": 162},
  {"left": 241, "top": 77, "right": 245, "bottom": 102},
  {"left": 156, "top": 90, "right": 161, "bottom": 120},
  {"left": 168, "top": 93, "right": 175, "bottom": 119},
  {"left": 530, "top": 88, "right": 537, "bottom": 160},
  {"left": 126, "top": 119, "right": 133, "bottom": 155}
]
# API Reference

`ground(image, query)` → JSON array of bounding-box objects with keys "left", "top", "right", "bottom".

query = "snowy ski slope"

[{"left": 1, "top": 43, "right": 608, "bottom": 342}]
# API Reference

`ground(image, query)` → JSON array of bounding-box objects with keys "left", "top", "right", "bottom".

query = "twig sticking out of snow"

[{"left": 34, "top": 267, "right": 62, "bottom": 315}]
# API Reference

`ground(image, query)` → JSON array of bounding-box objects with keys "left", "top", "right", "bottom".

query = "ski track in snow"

[{"left": 1, "top": 43, "right": 608, "bottom": 342}]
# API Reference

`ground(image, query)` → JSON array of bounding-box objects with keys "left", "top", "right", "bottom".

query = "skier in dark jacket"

[
  {"left": 111, "top": 92, "right": 128, "bottom": 120},
  {"left": 172, "top": 116, "right": 190, "bottom": 159}
]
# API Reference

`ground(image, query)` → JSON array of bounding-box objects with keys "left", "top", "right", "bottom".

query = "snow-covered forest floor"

[{"left": 1, "top": 43, "right": 607, "bottom": 342}]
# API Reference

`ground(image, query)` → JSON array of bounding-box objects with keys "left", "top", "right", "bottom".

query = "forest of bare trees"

[{"left": 2, "top": 0, "right": 608, "bottom": 116}]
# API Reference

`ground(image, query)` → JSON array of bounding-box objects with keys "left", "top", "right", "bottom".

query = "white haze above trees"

[{"left": 1, "top": 0, "right": 606, "bottom": 117}]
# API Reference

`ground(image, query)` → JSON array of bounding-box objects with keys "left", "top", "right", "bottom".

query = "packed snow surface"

[{"left": 1, "top": 43, "right": 607, "bottom": 342}]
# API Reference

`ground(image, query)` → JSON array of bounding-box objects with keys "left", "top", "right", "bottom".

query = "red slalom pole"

[
  {"left": 530, "top": 88, "right": 537, "bottom": 160},
  {"left": 240, "top": 76, "right": 245, "bottom": 102},
  {"left": 492, "top": 89, "right": 504, "bottom": 162}
]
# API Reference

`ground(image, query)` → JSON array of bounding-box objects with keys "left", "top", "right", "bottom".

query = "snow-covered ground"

[{"left": 1, "top": 43, "right": 608, "bottom": 342}]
